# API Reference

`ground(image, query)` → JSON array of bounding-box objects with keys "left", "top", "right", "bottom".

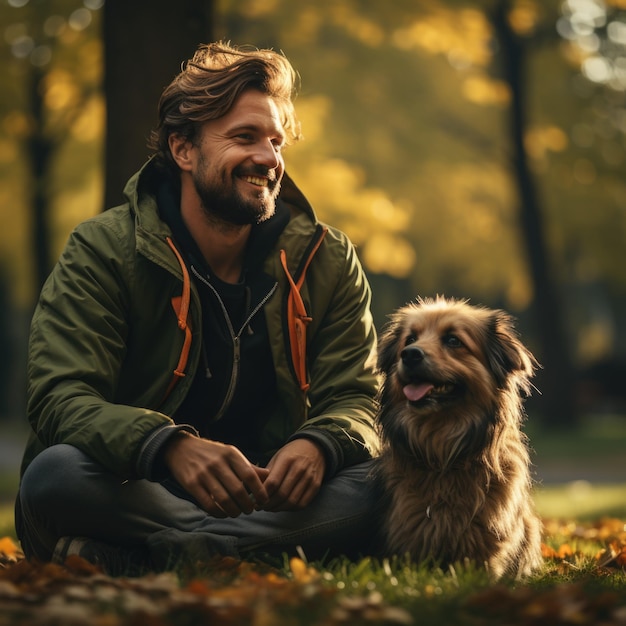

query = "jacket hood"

[{"left": 122, "top": 158, "right": 319, "bottom": 230}]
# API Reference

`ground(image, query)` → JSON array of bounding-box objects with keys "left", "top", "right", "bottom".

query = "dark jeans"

[{"left": 16, "top": 444, "right": 383, "bottom": 568}]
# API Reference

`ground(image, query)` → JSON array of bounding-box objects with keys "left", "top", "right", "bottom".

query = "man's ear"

[{"left": 168, "top": 134, "right": 194, "bottom": 171}]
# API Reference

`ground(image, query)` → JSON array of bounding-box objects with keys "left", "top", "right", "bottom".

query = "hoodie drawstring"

[
  {"left": 280, "top": 227, "right": 328, "bottom": 392},
  {"left": 162, "top": 237, "right": 193, "bottom": 402}
]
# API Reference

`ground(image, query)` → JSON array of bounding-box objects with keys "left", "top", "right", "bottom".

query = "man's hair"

[{"left": 148, "top": 41, "right": 302, "bottom": 173}]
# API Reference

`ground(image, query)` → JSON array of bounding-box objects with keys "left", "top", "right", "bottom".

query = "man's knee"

[
  {"left": 326, "top": 460, "right": 381, "bottom": 508},
  {"left": 20, "top": 444, "right": 92, "bottom": 513}
]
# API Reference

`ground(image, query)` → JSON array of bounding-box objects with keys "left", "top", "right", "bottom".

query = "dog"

[{"left": 375, "top": 296, "right": 543, "bottom": 579}]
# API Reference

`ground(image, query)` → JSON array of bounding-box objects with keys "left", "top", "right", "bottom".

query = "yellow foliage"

[
  {"left": 362, "top": 233, "right": 416, "bottom": 278},
  {"left": 0, "top": 139, "right": 18, "bottom": 165},
  {"left": 392, "top": 8, "right": 492, "bottom": 67},
  {"left": 572, "top": 158, "right": 597, "bottom": 185},
  {"left": 52, "top": 169, "right": 103, "bottom": 260},
  {"left": 287, "top": 156, "right": 415, "bottom": 278},
  {"left": 43, "top": 69, "right": 79, "bottom": 111},
  {"left": 75, "top": 39, "right": 102, "bottom": 83},
  {"left": 71, "top": 95, "right": 105, "bottom": 142},
  {"left": 0, "top": 168, "right": 33, "bottom": 307},
  {"left": 289, "top": 95, "right": 332, "bottom": 143},
  {"left": 229, "top": 0, "right": 279, "bottom": 18},
  {"left": 462, "top": 75, "right": 510, "bottom": 105},
  {"left": 524, "top": 125, "right": 569, "bottom": 160},
  {"left": 406, "top": 160, "right": 532, "bottom": 310},
  {"left": 2, "top": 110, "right": 31, "bottom": 139},
  {"left": 508, "top": 0, "right": 542, "bottom": 36},
  {"left": 287, "top": 87, "right": 532, "bottom": 307},
  {"left": 329, "top": 4, "right": 385, "bottom": 47},
  {"left": 284, "top": 7, "right": 323, "bottom": 46}
]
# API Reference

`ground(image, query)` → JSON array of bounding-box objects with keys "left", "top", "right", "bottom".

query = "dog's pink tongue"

[{"left": 403, "top": 383, "right": 434, "bottom": 402}]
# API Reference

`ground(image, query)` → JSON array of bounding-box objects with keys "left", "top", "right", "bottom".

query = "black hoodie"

[{"left": 157, "top": 177, "right": 290, "bottom": 464}]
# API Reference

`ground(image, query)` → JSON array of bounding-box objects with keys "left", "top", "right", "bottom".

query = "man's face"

[{"left": 189, "top": 89, "right": 287, "bottom": 225}]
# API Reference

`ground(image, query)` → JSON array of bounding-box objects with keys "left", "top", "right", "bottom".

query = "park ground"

[{"left": 0, "top": 414, "right": 625, "bottom": 625}]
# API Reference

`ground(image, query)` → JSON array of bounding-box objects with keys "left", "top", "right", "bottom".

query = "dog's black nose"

[{"left": 401, "top": 346, "right": 425, "bottom": 367}]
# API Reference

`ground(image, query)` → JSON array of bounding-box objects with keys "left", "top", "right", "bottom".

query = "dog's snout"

[{"left": 401, "top": 346, "right": 425, "bottom": 367}]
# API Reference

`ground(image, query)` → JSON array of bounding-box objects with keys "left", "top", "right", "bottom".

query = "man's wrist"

[
  {"left": 287, "top": 430, "right": 342, "bottom": 478},
  {"left": 136, "top": 423, "right": 198, "bottom": 481}
]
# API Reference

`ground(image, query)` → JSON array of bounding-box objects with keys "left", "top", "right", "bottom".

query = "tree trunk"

[
  {"left": 103, "top": 0, "right": 214, "bottom": 209},
  {"left": 493, "top": 0, "right": 578, "bottom": 428},
  {"left": 28, "top": 65, "right": 53, "bottom": 290}
]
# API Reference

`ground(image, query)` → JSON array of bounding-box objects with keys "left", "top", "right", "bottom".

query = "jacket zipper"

[{"left": 191, "top": 266, "right": 278, "bottom": 421}]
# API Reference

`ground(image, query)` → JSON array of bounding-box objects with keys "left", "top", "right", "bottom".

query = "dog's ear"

[
  {"left": 485, "top": 311, "right": 538, "bottom": 390},
  {"left": 377, "top": 312, "right": 406, "bottom": 374}
]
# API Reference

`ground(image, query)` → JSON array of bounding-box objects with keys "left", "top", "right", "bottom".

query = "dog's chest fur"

[
  {"left": 383, "top": 458, "right": 494, "bottom": 555},
  {"left": 379, "top": 445, "right": 541, "bottom": 578}
]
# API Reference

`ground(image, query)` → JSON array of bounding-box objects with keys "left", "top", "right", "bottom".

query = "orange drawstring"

[
  {"left": 163, "top": 237, "right": 193, "bottom": 401},
  {"left": 280, "top": 227, "right": 328, "bottom": 392}
]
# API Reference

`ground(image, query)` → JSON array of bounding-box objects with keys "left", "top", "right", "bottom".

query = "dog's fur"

[{"left": 375, "top": 297, "right": 543, "bottom": 579}]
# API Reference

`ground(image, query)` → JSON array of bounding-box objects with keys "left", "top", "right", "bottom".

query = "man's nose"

[{"left": 252, "top": 138, "right": 281, "bottom": 170}]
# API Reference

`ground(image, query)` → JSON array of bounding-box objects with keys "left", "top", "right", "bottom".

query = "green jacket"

[{"left": 23, "top": 162, "right": 380, "bottom": 481}]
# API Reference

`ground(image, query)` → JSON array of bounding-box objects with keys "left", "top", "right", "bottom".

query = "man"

[{"left": 16, "top": 42, "right": 381, "bottom": 574}]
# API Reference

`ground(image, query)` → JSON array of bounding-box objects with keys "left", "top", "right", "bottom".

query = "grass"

[
  {"left": 318, "top": 556, "right": 495, "bottom": 624},
  {"left": 0, "top": 505, "right": 13, "bottom": 538},
  {"left": 314, "top": 557, "right": 626, "bottom": 625},
  {"left": 535, "top": 482, "right": 626, "bottom": 520}
]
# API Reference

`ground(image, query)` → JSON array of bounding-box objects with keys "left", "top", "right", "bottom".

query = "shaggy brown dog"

[{"left": 376, "top": 297, "right": 543, "bottom": 579}]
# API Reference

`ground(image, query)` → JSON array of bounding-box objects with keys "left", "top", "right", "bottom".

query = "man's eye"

[{"left": 444, "top": 334, "right": 463, "bottom": 348}]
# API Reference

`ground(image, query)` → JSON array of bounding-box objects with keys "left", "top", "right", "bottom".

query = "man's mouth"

[{"left": 242, "top": 175, "right": 270, "bottom": 188}]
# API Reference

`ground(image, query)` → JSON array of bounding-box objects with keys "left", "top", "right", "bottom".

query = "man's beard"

[{"left": 193, "top": 162, "right": 281, "bottom": 226}]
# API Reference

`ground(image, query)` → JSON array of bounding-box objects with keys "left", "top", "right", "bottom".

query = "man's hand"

[
  {"left": 163, "top": 433, "right": 270, "bottom": 517},
  {"left": 261, "top": 438, "right": 326, "bottom": 512}
]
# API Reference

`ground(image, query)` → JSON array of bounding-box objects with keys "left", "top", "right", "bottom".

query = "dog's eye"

[
  {"left": 444, "top": 334, "right": 463, "bottom": 348},
  {"left": 404, "top": 334, "right": 416, "bottom": 347}
]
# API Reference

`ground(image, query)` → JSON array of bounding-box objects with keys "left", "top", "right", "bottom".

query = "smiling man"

[{"left": 16, "top": 42, "right": 382, "bottom": 575}]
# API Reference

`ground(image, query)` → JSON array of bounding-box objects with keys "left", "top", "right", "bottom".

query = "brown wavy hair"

[{"left": 148, "top": 41, "right": 302, "bottom": 174}]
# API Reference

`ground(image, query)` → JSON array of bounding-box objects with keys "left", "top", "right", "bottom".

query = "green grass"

[
  {"left": 0, "top": 504, "right": 14, "bottom": 539},
  {"left": 534, "top": 482, "right": 626, "bottom": 520},
  {"left": 319, "top": 556, "right": 494, "bottom": 624},
  {"left": 318, "top": 558, "right": 626, "bottom": 625},
  {"left": 0, "top": 472, "right": 19, "bottom": 501}
]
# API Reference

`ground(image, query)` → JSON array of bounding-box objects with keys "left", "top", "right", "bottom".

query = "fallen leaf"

[{"left": 289, "top": 557, "right": 317, "bottom": 583}]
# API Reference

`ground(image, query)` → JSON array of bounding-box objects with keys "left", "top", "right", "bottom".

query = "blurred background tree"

[
  {"left": 1, "top": 0, "right": 625, "bottom": 428},
  {"left": 103, "top": 0, "right": 213, "bottom": 207},
  {"left": 1, "top": 0, "right": 102, "bottom": 296},
  {"left": 0, "top": 0, "right": 104, "bottom": 419}
]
